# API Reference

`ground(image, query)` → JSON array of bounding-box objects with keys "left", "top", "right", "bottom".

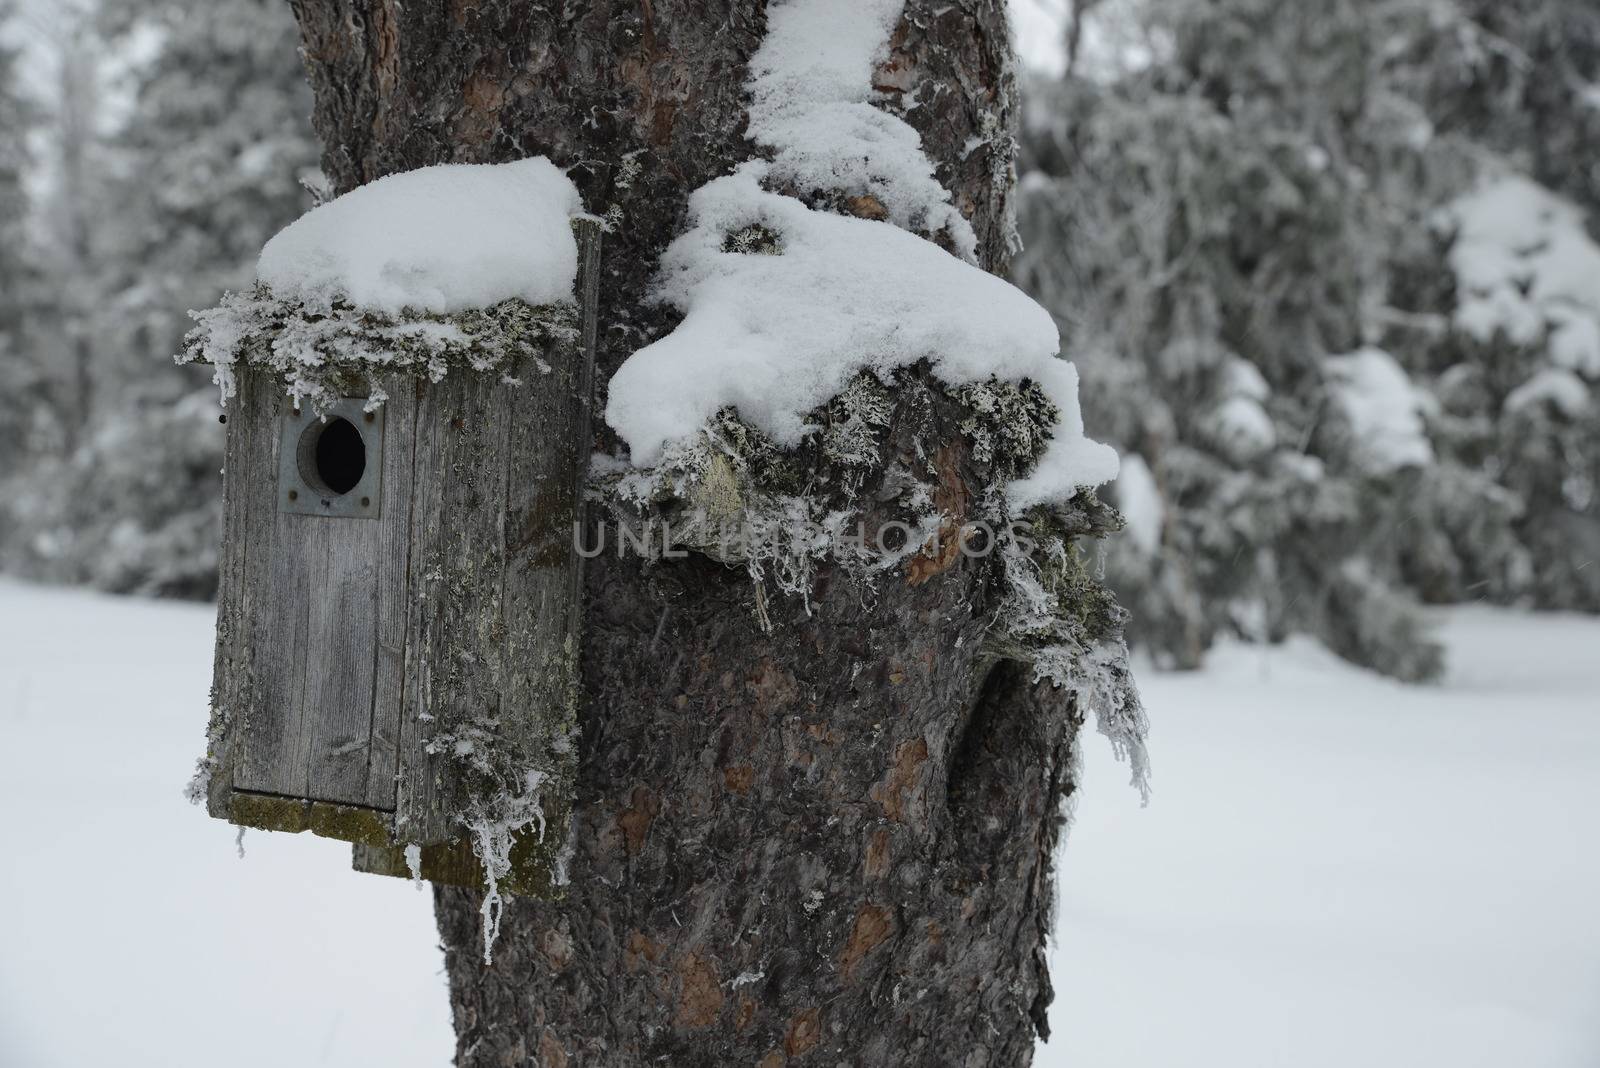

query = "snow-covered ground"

[
  {"left": 1042, "top": 610, "right": 1600, "bottom": 1068},
  {"left": 0, "top": 582, "right": 449, "bottom": 1068},
  {"left": 0, "top": 581, "right": 1595, "bottom": 1066}
]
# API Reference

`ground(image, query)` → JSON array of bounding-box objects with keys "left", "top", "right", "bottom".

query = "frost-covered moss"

[
  {"left": 185, "top": 687, "right": 229, "bottom": 807},
  {"left": 181, "top": 284, "right": 578, "bottom": 412},
  {"left": 953, "top": 378, "right": 1061, "bottom": 469},
  {"left": 994, "top": 508, "right": 1150, "bottom": 799}
]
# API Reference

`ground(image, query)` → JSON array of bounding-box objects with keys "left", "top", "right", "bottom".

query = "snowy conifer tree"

[
  {"left": 0, "top": 2, "right": 40, "bottom": 463},
  {"left": 1018, "top": 0, "right": 1599, "bottom": 673},
  {"left": 1, "top": 0, "right": 316, "bottom": 598},
  {"left": 1389, "top": 170, "right": 1600, "bottom": 613},
  {"left": 1405, "top": 4, "right": 1600, "bottom": 610},
  {"left": 1017, "top": 0, "right": 1454, "bottom": 679}
]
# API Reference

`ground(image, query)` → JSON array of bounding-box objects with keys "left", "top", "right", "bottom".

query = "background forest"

[
  {"left": 2, "top": 0, "right": 1595, "bottom": 680},
  {"left": 0, "top": 0, "right": 315, "bottom": 599}
]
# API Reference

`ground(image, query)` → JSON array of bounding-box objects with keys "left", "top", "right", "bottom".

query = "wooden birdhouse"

[{"left": 193, "top": 218, "right": 601, "bottom": 897}]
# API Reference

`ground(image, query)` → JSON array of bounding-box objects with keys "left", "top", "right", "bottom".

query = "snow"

[
  {"left": 1505, "top": 367, "right": 1591, "bottom": 418},
  {"left": 256, "top": 158, "right": 584, "bottom": 316},
  {"left": 1204, "top": 358, "right": 1276, "bottom": 458},
  {"left": 1114, "top": 453, "right": 1164, "bottom": 555},
  {"left": 1324, "top": 347, "right": 1433, "bottom": 473},
  {"left": 1038, "top": 609, "right": 1600, "bottom": 1068},
  {"left": 1448, "top": 175, "right": 1600, "bottom": 358},
  {"left": 746, "top": 0, "right": 978, "bottom": 260},
  {"left": 5, "top": 581, "right": 1595, "bottom": 1066},
  {"left": 1549, "top": 309, "right": 1600, "bottom": 377},
  {"left": 604, "top": 165, "right": 1118, "bottom": 505},
  {"left": 1225, "top": 356, "right": 1271, "bottom": 402},
  {"left": 0, "top": 581, "right": 449, "bottom": 1068},
  {"left": 1207, "top": 394, "right": 1276, "bottom": 457}
]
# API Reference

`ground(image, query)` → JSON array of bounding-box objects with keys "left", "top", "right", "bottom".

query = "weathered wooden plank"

[
  {"left": 499, "top": 272, "right": 595, "bottom": 881},
  {"left": 366, "top": 374, "right": 416, "bottom": 810},
  {"left": 396, "top": 377, "right": 451, "bottom": 842},
  {"left": 439, "top": 372, "right": 512, "bottom": 805},
  {"left": 230, "top": 387, "right": 404, "bottom": 808},
  {"left": 353, "top": 830, "right": 559, "bottom": 897},
  {"left": 300, "top": 509, "right": 380, "bottom": 805},
  {"left": 236, "top": 404, "right": 314, "bottom": 798},
  {"left": 396, "top": 370, "right": 517, "bottom": 842},
  {"left": 205, "top": 380, "right": 250, "bottom": 815},
  {"left": 206, "top": 368, "right": 278, "bottom": 817}
]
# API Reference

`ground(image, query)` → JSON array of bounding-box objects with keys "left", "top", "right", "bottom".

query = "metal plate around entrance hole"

[{"left": 277, "top": 398, "right": 384, "bottom": 519}]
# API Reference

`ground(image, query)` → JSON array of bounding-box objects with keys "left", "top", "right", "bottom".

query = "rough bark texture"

[{"left": 287, "top": 2, "right": 1074, "bottom": 1064}]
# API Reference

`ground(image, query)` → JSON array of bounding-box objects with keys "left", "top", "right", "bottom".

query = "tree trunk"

[{"left": 287, "top": 2, "right": 1078, "bottom": 1064}]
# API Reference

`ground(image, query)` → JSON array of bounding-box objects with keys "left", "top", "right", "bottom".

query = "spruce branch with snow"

[{"left": 1015, "top": 0, "right": 1600, "bottom": 678}]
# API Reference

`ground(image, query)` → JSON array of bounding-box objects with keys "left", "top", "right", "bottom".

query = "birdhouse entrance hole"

[{"left": 301, "top": 416, "right": 366, "bottom": 496}]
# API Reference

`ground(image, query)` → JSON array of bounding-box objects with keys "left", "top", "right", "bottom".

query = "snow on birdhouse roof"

[{"left": 257, "top": 158, "right": 585, "bottom": 316}]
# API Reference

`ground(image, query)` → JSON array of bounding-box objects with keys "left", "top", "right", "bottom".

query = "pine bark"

[{"left": 286, "top": 2, "right": 1076, "bottom": 1064}]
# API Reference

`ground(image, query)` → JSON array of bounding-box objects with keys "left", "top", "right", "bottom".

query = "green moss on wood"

[
  {"left": 352, "top": 814, "right": 569, "bottom": 900},
  {"left": 227, "top": 791, "right": 393, "bottom": 847}
]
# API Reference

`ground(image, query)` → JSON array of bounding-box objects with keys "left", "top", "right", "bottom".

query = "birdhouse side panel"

[
  {"left": 395, "top": 371, "right": 516, "bottom": 843},
  {"left": 231, "top": 485, "right": 312, "bottom": 797},
  {"left": 500, "top": 336, "right": 589, "bottom": 861}
]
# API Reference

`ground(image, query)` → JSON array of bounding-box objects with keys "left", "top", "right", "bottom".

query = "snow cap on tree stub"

[
  {"left": 604, "top": 163, "right": 1119, "bottom": 509},
  {"left": 188, "top": 159, "right": 600, "bottom": 958},
  {"left": 605, "top": 0, "right": 1114, "bottom": 510},
  {"left": 596, "top": 162, "right": 1144, "bottom": 795},
  {"left": 596, "top": 0, "right": 1146, "bottom": 798}
]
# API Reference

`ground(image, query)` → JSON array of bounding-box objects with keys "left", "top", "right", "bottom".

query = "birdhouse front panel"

[{"left": 212, "top": 371, "right": 416, "bottom": 813}]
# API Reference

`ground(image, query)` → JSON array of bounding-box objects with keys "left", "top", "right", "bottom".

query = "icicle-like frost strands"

[
  {"left": 464, "top": 770, "right": 549, "bottom": 963},
  {"left": 1000, "top": 524, "right": 1151, "bottom": 801}
]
